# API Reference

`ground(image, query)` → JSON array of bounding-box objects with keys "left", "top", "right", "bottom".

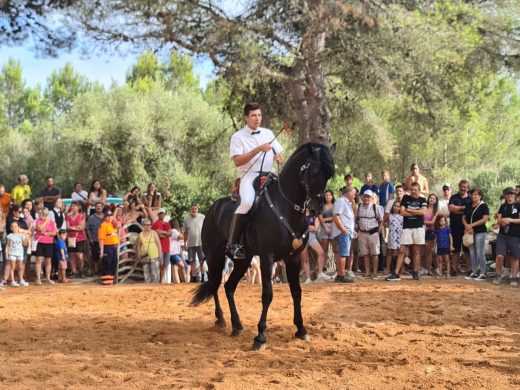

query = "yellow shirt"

[
  {"left": 11, "top": 184, "right": 32, "bottom": 205},
  {"left": 98, "top": 221, "right": 119, "bottom": 246},
  {"left": 139, "top": 232, "right": 160, "bottom": 259}
]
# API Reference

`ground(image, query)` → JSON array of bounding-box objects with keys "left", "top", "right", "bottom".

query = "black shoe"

[
  {"left": 69, "top": 272, "right": 76, "bottom": 279},
  {"left": 334, "top": 275, "right": 354, "bottom": 283},
  {"left": 385, "top": 273, "right": 401, "bottom": 282},
  {"left": 412, "top": 272, "right": 420, "bottom": 281},
  {"left": 227, "top": 214, "right": 247, "bottom": 259}
]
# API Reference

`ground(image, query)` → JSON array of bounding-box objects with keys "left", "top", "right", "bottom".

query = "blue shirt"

[
  {"left": 55, "top": 238, "right": 68, "bottom": 260},
  {"left": 360, "top": 184, "right": 379, "bottom": 196},
  {"left": 435, "top": 226, "right": 451, "bottom": 249},
  {"left": 378, "top": 182, "right": 395, "bottom": 207}
]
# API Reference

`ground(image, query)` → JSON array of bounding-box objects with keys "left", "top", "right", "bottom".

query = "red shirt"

[{"left": 152, "top": 220, "right": 171, "bottom": 252}]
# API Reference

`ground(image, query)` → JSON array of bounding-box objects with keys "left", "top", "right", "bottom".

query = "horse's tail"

[{"left": 191, "top": 269, "right": 222, "bottom": 306}]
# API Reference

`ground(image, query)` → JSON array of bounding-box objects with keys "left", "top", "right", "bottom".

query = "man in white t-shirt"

[{"left": 227, "top": 103, "right": 284, "bottom": 259}]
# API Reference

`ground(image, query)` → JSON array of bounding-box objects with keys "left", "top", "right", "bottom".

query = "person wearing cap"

[
  {"left": 332, "top": 186, "right": 356, "bottom": 283},
  {"left": 356, "top": 190, "right": 384, "bottom": 278},
  {"left": 404, "top": 163, "right": 429, "bottom": 197},
  {"left": 152, "top": 208, "right": 172, "bottom": 282},
  {"left": 438, "top": 183, "right": 452, "bottom": 222},
  {"left": 227, "top": 102, "right": 284, "bottom": 260},
  {"left": 98, "top": 210, "right": 119, "bottom": 284},
  {"left": 386, "top": 182, "right": 427, "bottom": 281},
  {"left": 183, "top": 202, "right": 205, "bottom": 282},
  {"left": 493, "top": 187, "right": 520, "bottom": 286}
]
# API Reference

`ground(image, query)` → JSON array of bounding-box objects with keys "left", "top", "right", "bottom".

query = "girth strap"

[{"left": 264, "top": 190, "right": 308, "bottom": 255}]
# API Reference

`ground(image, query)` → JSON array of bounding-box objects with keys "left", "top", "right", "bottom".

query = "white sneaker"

[
  {"left": 347, "top": 270, "right": 355, "bottom": 278},
  {"left": 317, "top": 272, "right": 331, "bottom": 281},
  {"left": 19, "top": 280, "right": 29, "bottom": 287},
  {"left": 303, "top": 278, "right": 312, "bottom": 285},
  {"left": 47, "top": 279, "right": 55, "bottom": 285},
  {"left": 11, "top": 281, "right": 19, "bottom": 287}
]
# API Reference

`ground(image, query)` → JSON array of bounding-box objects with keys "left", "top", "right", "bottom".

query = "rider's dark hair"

[{"left": 244, "top": 102, "right": 261, "bottom": 116}]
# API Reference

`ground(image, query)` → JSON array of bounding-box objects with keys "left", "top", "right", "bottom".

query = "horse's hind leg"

[
  {"left": 285, "top": 259, "right": 310, "bottom": 341},
  {"left": 252, "top": 255, "right": 274, "bottom": 351},
  {"left": 224, "top": 257, "right": 250, "bottom": 336}
]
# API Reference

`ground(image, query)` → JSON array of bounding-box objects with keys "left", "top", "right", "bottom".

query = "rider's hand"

[
  {"left": 256, "top": 143, "right": 272, "bottom": 153},
  {"left": 275, "top": 154, "right": 284, "bottom": 164}
]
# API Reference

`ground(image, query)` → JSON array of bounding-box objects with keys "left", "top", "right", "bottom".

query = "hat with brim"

[{"left": 363, "top": 190, "right": 374, "bottom": 197}]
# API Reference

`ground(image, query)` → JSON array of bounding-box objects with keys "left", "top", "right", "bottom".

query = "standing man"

[
  {"left": 438, "top": 183, "right": 452, "bottom": 220},
  {"left": 386, "top": 182, "right": 427, "bottom": 281},
  {"left": 360, "top": 172, "right": 379, "bottom": 197},
  {"left": 332, "top": 187, "right": 356, "bottom": 283},
  {"left": 11, "top": 174, "right": 31, "bottom": 206},
  {"left": 227, "top": 102, "right": 284, "bottom": 259},
  {"left": 86, "top": 202, "right": 105, "bottom": 275},
  {"left": 183, "top": 202, "right": 205, "bottom": 282},
  {"left": 40, "top": 176, "right": 61, "bottom": 210},
  {"left": 378, "top": 170, "right": 395, "bottom": 208},
  {"left": 404, "top": 163, "right": 429, "bottom": 197},
  {"left": 153, "top": 208, "right": 172, "bottom": 283},
  {"left": 493, "top": 188, "right": 520, "bottom": 286},
  {"left": 0, "top": 185, "right": 12, "bottom": 214},
  {"left": 356, "top": 190, "right": 384, "bottom": 278},
  {"left": 448, "top": 180, "right": 472, "bottom": 275}
]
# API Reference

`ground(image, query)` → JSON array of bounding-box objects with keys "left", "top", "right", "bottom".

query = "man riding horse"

[{"left": 227, "top": 102, "right": 284, "bottom": 260}]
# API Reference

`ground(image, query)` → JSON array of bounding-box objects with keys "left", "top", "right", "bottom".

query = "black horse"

[{"left": 191, "top": 142, "right": 335, "bottom": 350}]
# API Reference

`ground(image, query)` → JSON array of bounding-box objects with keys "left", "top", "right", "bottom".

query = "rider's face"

[{"left": 245, "top": 109, "right": 262, "bottom": 130}]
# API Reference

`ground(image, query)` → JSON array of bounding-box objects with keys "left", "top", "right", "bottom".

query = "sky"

[{"left": 1, "top": 46, "right": 216, "bottom": 89}]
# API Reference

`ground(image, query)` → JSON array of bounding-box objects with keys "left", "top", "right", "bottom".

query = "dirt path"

[{"left": 0, "top": 279, "right": 519, "bottom": 389}]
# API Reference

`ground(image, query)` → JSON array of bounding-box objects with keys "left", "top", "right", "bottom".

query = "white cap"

[
  {"left": 363, "top": 190, "right": 374, "bottom": 197},
  {"left": 158, "top": 208, "right": 166, "bottom": 214}
]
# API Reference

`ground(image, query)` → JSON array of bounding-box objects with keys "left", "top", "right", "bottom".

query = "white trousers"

[{"left": 235, "top": 173, "right": 257, "bottom": 214}]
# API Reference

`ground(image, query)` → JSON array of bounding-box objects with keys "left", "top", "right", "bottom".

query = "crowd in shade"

[{"left": 0, "top": 165, "right": 518, "bottom": 292}]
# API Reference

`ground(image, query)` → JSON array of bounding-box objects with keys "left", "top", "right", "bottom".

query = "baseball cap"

[
  {"left": 104, "top": 210, "right": 113, "bottom": 217},
  {"left": 442, "top": 183, "right": 451, "bottom": 190},
  {"left": 158, "top": 208, "right": 166, "bottom": 214},
  {"left": 504, "top": 187, "right": 516, "bottom": 194},
  {"left": 363, "top": 190, "right": 374, "bottom": 197}
]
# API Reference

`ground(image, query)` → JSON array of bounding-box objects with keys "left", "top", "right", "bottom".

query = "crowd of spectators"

[
  {"left": 304, "top": 165, "right": 520, "bottom": 286},
  {"left": 0, "top": 166, "right": 518, "bottom": 292}
]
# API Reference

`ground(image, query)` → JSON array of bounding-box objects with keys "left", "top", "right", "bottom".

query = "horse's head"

[{"left": 282, "top": 142, "right": 335, "bottom": 217}]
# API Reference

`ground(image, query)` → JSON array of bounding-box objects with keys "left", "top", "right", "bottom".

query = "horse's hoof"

[
  {"left": 231, "top": 328, "right": 243, "bottom": 337},
  {"left": 296, "top": 332, "right": 311, "bottom": 342},
  {"left": 215, "top": 319, "right": 226, "bottom": 328},
  {"left": 252, "top": 340, "right": 266, "bottom": 351}
]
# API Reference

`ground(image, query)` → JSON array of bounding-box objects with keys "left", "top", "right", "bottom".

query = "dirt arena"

[{"left": 1, "top": 278, "right": 519, "bottom": 389}]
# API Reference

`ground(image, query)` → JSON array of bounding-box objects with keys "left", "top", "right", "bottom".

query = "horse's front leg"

[
  {"left": 285, "top": 258, "right": 310, "bottom": 341},
  {"left": 224, "top": 257, "right": 250, "bottom": 336},
  {"left": 252, "top": 255, "right": 274, "bottom": 351}
]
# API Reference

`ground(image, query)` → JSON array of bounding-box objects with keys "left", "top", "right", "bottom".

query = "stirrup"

[{"left": 228, "top": 244, "right": 246, "bottom": 260}]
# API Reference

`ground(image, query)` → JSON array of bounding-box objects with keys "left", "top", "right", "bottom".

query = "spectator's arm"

[
  {"left": 153, "top": 231, "right": 162, "bottom": 257},
  {"left": 333, "top": 214, "right": 349, "bottom": 234},
  {"left": 101, "top": 189, "right": 108, "bottom": 205}
]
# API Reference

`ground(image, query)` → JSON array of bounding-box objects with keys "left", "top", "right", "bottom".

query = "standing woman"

[
  {"left": 423, "top": 194, "right": 439, "bottom": 275},
  {"left": 463, "top": 189, "right": 489, "bottom": 281},
  {"left": 87, "top": 180, "right": 107, "bottom": 215},
  {"left": 318, "top": 190, "right": 338, "bottom": 275},
  {"left": 143, "top": 183, "right": 162, "bottom": 222},
  {"left": 66, "top": 201, "right": 86, "bottom": 278},
  {"left": 34, "top": 208, "right": 57, "bottom": 285}
]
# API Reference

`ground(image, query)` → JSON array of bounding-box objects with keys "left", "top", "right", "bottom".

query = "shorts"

[
  {"left": 161, "top": 251, "right": 170, "bottom": 266},
  {"left": 451, "top": 228, "right": 470, "bottom": 253},
  {"left": 335, "top": 233, "right": 352, "bottom": 257},
  {"left": 425, "top": 229, "right": 435, "bottom": 241},
  {"left": 35, "top": 242, "right": 54, "bottom": 258},
  {"left": 400, "top": 227, "right": 425, "bottom": 246},
  {"left": 318, "top": 223, "right": 334, "bottom": 240},
  {"left": 187, "top": 246, "right": 204, "bottom": 264},
  {"left": 9, "top": 254, "right": 24, "bottom": 262},
  {"left": 59, "top": 260, "right": 67, "bottom": 270},
  {"left": 170, "top": 254, "right": 183, "bottom": 265},
  {"left": 496, "top": 234, "right": 520, "bottom": 258},
  {"left": 68, "top": 240, "right": 85, "bottom": 253},
  {"left": 437, "top": 247, "right": 451, "bottom": 256},
  {"left": 308, "top": 232, "right": 318, "bottom": 246},
  {"left": 358, "top": 231, "right": 380, "bottom": 256}
]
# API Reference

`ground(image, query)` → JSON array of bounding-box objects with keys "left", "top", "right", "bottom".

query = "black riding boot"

[{"left": 227, "top": 214, "right": 247, "bottom": 260}]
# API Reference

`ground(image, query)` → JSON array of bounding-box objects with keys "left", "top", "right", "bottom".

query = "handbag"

[
  {"left": 67, "top": 237, "right": 77, "bottom": 248},
  {"left": 463, "top": 202, "right": 483, "bottom": 247}
]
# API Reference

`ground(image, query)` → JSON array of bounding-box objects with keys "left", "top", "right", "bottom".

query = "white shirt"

[
  {"left": 71, "top": 190, "right": 88, "bottom": 202},
  {"left": 229, "top": 126, "right": 283, "bottom": 174},
  {"left": 332, "top": 196, "right": 356, "bottom": 238}
]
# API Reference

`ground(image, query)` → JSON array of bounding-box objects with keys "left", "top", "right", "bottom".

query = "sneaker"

[
  {"left": 0, "top": 279, "right": 7, "bottom": 287},
  {"left": 303, "top": 278, "right": 312, "bottom": 285},
  {"left": 19, "top": 280, "right": 29, "bottom": 287},
  {"left": 371, "top": 274, "right": 380, "bottom": 280},
  {"left": 79, "top": 271, "right": 85, "bottom": 278},
  {"left": 511, "top": 278, "right": 518, "bottom": 287},
  {"left": 11, "top": 281, "right": 19, "bottom": 287},
  {"left": 434, "top": 268, "right": 442, "bottom": 277},
  {"left": 69, "top": 272, "right": 76, "bottom": 279},
  {"left": 317, "top": 272, "right": 331, "bottom": 281},
  {"left": 385, "top": 273, "right": 401, "bottom": 282},
  {"left": 493, "top": 276, "right": 502, "bottom": 285},
  {"left": 464, "top": 273, "right": 478, "bottom": 281},
  {"left": 412, "top": 272, "right": 420, "bottom": 281},
  {"left": 35, "top": 279, "right": 42, "bottom": 285},
  {"left": 47, "top": 279, "right": 55, "bottom": 285},
  {"left": 347, "top": 270, "right": 355, "bottom": 278},
  {"left": 474, "top": 274, "right": 487, "bottom": 282},
  {"left": 334, "top": 275, "right": 354, "bottom": 283}
]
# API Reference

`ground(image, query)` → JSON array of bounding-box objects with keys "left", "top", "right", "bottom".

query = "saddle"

[{"left": 231, "top": 172, "right": 277, "bottom": 215}]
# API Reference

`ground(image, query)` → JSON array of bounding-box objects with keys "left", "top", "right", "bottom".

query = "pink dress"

[{"left": 34, "top": 219, "right": 57, "bottom": 244}]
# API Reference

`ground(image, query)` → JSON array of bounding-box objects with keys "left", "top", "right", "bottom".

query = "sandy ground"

[{"left": 0, "top": 277, "right": 519, "bottom": 390}]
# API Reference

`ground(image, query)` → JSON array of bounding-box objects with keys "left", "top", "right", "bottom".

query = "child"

[
  {"left": 384, "top": 201, "right": 403, "bottom": 274},
  {"left": 55, "top": 229, "right": 71, "bottom": 283},
  {"left": 435, "top": 215, "right": 453, "bottom": 277},
  {"left": 5, "top": 222, "right": 29, "bottom": 287}
]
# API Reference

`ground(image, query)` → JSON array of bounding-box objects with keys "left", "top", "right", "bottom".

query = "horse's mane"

[{"left": 282, "top": 142, "right": 335, "bottom": 177}]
